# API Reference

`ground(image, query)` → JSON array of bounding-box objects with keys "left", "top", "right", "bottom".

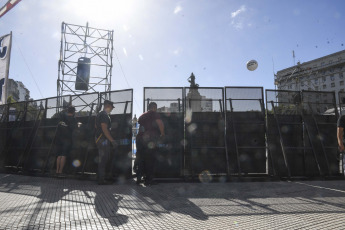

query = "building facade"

[
  {"left": 275, "top": 50, "right": 345, "bottom": 104},
  {"left": 7, "top": 79, "right": 30, "bottom": 102}
]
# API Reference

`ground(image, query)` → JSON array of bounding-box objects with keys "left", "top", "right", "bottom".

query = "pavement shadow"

[
  {"left": 136, "top": 184, "right": 209, "bottom": 221},
  {"left": 94, "top": 189, "right": 129, "bottom": 227},
  {"left": 0, "top": 175, "right": 129, "bottom": 228}
]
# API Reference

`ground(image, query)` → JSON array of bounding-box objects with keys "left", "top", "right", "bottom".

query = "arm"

[
  {"left": 101, "top": 123, "right": 114, "bottom": 142},
  {"left": 337, "top": 127, "right": 344, "bottom": 151},
  {"left": 156, "top": 119, "right": 165, "bottom": 136}
]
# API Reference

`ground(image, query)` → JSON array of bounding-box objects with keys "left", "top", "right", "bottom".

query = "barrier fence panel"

[
  {"left": 3, "top": 101, "right": 27, "bottom": 171},
  {"left": 184, "top": 87, "right": 227, "bottom": 177},
  {"left": 21, "top": 99, "right": 48, "bottom": 172},
  {"left": 302, "top": 90, "right": 340, "bottom": 176},
  {"left": 225, "top": 87, "right": 267, "bottom": 175},
  {"left": 32, "top": 95, "right": 72, "bottom": 174},
  {"left": 339, "top": 92, "right": 345, "bottom": 116},
  {"left": 99, "top": 89, "right": 133, "bottom": 179},
  {"left": 68, "top": 92, "right": 99, "bottom": 175},
  {"left": 0, "top": 104, "right": 8, "bottom": 168},
  {"left": 143, "top": 87, "right": 184, "bottom": 178},
  {"left": 266, "top": 90, "right": 309, "bottom": 177}
]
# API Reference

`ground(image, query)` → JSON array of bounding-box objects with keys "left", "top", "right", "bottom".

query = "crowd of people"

[{"left": 55, "top": 100, "right": 165, "bottom": 186}]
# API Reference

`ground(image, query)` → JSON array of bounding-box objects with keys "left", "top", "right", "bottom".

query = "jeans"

[
  {"left": 96, "top": 138, "right": 111, "bottom": 181},
  {"left": 136, "top": 138, "right": 157, "bottom": 182}
]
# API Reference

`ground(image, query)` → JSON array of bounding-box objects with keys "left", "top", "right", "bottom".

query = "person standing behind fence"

[
  {"left": 136, "top": 102, "right": 165, "bottom": 186},
  {"left": 337, "top": 114, "right": 345, "bottom": 175},
  {"left": 95, "top": 100, "right": 117, "bottom": 185},
  {"left": 56, "top": 106, "right": 77, "bottom": 177}
]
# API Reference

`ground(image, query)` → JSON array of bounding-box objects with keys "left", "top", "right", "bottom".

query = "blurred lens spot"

[
  {"left": 187, "top": 123, "right": 197, "bottom": 134},
  {"left": 185, "top": 109, "right": 192, "bottom": 123},
  {"left": 199, "top": 170, "right": 212, "bottom": 183},
  {"left": 72, "top": 159, "right": 81, "bottom": 168},
  {"left": 148, "top": 142, "right": 155, "bottom": 149}
]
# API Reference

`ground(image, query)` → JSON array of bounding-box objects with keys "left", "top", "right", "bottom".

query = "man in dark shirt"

[
  {"left": 136, "top": 102, "right": 165, "bottom": 186},
  {"left": 95, "top": 100, "right": 116, "bottom": 185},
  {"left": 337, "top": 114, "right": 345, "bottom": 174},
  {"left": 56, "top": 106, "right": 77, "bottom": 176}
]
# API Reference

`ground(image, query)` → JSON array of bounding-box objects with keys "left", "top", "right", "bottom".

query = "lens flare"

[
  {"left": 198, "top": 170, "right": 212, "bottom": 183},
  {"left": 72, "top": 160, "right": 81, "bottom": 168}
]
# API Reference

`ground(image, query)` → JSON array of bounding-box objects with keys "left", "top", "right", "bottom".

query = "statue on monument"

[{"left": 188, "top": 72, "right": 199, "bottom": 88}]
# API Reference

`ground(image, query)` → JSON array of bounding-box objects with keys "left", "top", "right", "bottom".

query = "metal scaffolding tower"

[{"left": 57, "top": 22, "right": 114, "bottom": 107}]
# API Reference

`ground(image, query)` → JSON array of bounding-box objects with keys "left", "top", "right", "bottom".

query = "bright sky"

[{"left": 0, "top": 0, "right": 344, "bottom": 115}]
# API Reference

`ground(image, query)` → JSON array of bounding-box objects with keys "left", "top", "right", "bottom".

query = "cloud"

[
  {"left": 231, "top": 22, "right": 243, "bottom": 30},
  {"left": 230, "top": 5, "right": 250, "bottom": 30},
  {"left": 138, "top": 54, "right": 143, "bottom": 61},
  {"left": 231, "top": 5, "right": 246, "bottom": 18},
  {"left": 174, "top": 5, "right": 182, "bottom": 14}
]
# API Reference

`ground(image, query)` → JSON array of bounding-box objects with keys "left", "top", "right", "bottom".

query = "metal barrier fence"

[
  {"left": 266, "top": 90, "right": 307, "bottom": 177},
  {"left": 143, "top": 87, "right": 184, "bottom": 178},
  {"left": 0, "top": 87, "right": 343, "bottom": 180},
  {"left": 225, "top": 87, "right": 267, "bottom": 175},
  {"left": 266, "top": 89, "right": 340, "bottom": 178},
  {"left": 301, "top": 91, "right": 339, "bottom": 176},
  {"left": 0, "top": 89, "right": 133, "bottom": 179},
  {"left": 184, "top": 87, "right": 227, "bottom": 177}
]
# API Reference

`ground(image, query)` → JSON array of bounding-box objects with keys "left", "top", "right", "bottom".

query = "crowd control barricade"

[
  {"left": 96, "top": 89, "right": 133, "bottom": 179},
  {"left": 302, "top": 90, "right": 340, "bottom": 176},
  {"left": 22, "top": 96, "right": 69, "bottom": 173},
  {"left": 266, "top": 90, "right": 322, "bottom": 178},
  {"left": 0, "top": 104, "right": 9, "bottom": 169},
  {"left": 339, "top": 92, "right": 345, "bottom": 116},
  {"left": 2, "top": 101, "right": 27, "bottom": 171},
  {"left": 143, "top": 87, "right": 184, "bottom": 178},
  {"left": 60, "top": 92, "right": 99, "bottom": 176},
  {"left": 225, "top": 87, "right": 268, "bottom": 176},
  {"left": 184, "top": 87, "right": 227, "bottom": 178}
]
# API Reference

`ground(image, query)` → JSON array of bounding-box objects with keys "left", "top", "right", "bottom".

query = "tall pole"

[{"left": 4, "top": 31, "right": 12, "bottom": 104}]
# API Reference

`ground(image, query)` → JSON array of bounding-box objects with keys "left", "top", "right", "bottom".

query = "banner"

[
  {"left": 0, "top": 33, "right": 12, "bottom": 105},
  {"left": 0, "top": 0, "right": 22, "bottom": 18}
]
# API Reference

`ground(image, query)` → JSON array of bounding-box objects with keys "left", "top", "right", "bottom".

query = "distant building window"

[
  {"left": 340, "top": 72, "right": 344, "bottom": 79},
  {"left": 321, "top": 62, "right": 325, "bottom": 66},
  {"left": 323, "top": 84, "right": 327, "bottom": 89},
  {"left": 340, "top": 89, "right": 344, "bottom": 92},
  {"left": 330, "top": 74, "right": 335, "bottom": 81},
  {"left": 341, "top": 81, "right": 344, "bottom": 86},
  {"left": 339, "top": 57, "right": 342, "bottom": 62},
  {"left": 288, "top": 85, "right": 292, "bottom": 89},
  {"left": 322, "top": 76, "right": 326, "bottom": 82},
  {"left": 314, "top": 79, "right": 319, "bottom": 85},
  {"left": 331, "top": 82, "right": 335, "bottom": 88},
  {"left": 308, "top": 87, "right": 312, "bottom": 90},
  {"left": 301, "top": 81, "right": 304, "bottom": 86},
  {"left": 315, "top": 86, "right": 319, "bottom": 90},
  {"left": 329, "top": 60, "right": 333, "bottom": 65}
]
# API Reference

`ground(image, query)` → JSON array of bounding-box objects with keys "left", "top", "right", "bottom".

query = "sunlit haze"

[{"left": 1, "top": 0, "right": 344, "bottom": 115}]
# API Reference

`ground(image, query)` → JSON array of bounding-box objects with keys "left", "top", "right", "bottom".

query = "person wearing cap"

[
  {"left": 136, "top": 102, "right": 165, "bottom": 186},
  {"left": 56, "top": 105, "right": 77, "bottom": 177},
  {"left": 95, "top": 100, "right": 117, "bottom": 185}
]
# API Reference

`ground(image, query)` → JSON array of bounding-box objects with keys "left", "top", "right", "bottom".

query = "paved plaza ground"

[{"left": 1, "top": 174, "right": 345, "bottom": 229}]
